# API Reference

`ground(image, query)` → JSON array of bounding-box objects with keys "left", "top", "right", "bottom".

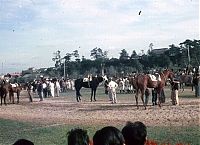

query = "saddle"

[
  {"left": 11, "top": 83, "right": 18, "bottom": 88},
  {"left": 148, "top": 74, "right": 161, "bottom": 81},
  {"left": 83, "top": 78, "right": 89, "bottom": 82}
]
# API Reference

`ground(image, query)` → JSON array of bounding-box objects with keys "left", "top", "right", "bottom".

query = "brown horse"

[
  {"left": 130, "top": 69, "right": 174, "bottom": 109},
  {"left": 176, "top": 74, "right": 193, "bottom": 92},
  {"left": 8, "top": 83, "right": 22, "bottom": 104},
  {"left": 0, "top": 80, "right": 9, "bottom": 105}
]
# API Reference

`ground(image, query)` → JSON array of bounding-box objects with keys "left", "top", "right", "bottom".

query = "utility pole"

[
  {"left": 1, "top": 62, "right": 3, "bottom": 75},
  {"left": 63, "top": 60, "right": 66, "bottom": 78},
  {"left": 187, "top": 45, "right": 191, "bottom": 66}
]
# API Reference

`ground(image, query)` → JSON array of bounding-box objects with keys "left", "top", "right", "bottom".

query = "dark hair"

[
  {"left": 67, "top": 128, "right": 90, "bottom": 145},
  {"left": 122, "top": 121, "right": 147, "bottom": 145},
  {"left": 13, "top": 139, "right": 34, "bottom": 145},
  {"left": 93, "top": 126, "right": 125, "bottom": 145}
]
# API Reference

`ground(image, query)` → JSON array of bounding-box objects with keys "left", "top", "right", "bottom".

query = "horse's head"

[
  {"left": 102, "top": 75, "right": 108, "bottom": 81},
  {"left": 163, "top": 69, "right": 174, "bottom": 81}
]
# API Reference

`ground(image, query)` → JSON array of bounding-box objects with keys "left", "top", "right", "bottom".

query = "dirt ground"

[{"left": 0, "top": 87, "right": 199, "bottom": 127}]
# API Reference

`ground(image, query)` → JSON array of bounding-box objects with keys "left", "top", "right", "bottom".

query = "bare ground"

[{"left": 0, "top": 88, "right": 199, "bottom": 127}]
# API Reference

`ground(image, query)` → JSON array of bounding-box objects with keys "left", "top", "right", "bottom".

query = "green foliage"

[{"left": 50, "top": 39, "right": 200, "bottom": 77}]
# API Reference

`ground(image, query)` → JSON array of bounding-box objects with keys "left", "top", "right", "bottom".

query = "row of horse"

[
  {"left": 74, "top": 69, "right": 176, "bottom": 109},
  {"left": 0, "top": 69, "right": 194, "bottom": 108},
  {"left": 0, "top": 80, "right": 21, "bottom": 105}
]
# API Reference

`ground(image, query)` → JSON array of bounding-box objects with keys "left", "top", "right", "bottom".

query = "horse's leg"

[
  {"left": 94, "top": 88, "right": 97, "bottom": 101},
  {"left": 157, "top": 92, "right": 162, "bottom": 108},
  {"left": 4, "top": 94, "right": 7, "bottom": 105},
  {"left": 17, "top": 92, "right": 20, "bottom": 104},
  {"left": 135, "top": 90, "right": 139, "bottom": 109},
  {"left": 140, "top": 91, "right": 146, "bottom": 110},
  {"left": 12, "top": 94, "right": 15, "bottom": 104},
  {"left": 9, "top": 93, "right": 11, "bottom": 103},
  {"left": 76, "top": 90, "right": 79, "bottom": 102},
  {"left": 91, "top": 89, "right": 93, "bottom": 102},
  {"left": 192, "top": 84, "right": 194, "bottom": 91},
  {"left": 1, "top": 96, "right": 2, "bottom": 106}
]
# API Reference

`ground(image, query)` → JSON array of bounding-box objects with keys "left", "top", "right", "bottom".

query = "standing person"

[
  {"left": 42, "top": 80, "right": 47, "bottom": 98},
  {"left": 152, "top": 88, "right": 157, "bottom": 106},
  {"left": 171, "top": 79, "right": 180, "bottom": 105},
  {"left": 122, "top": 121, "right": 147, "bottom": 145},
  {"left": 193, "top": 71, "right": 200, "bottom": 97},
  {"left": 37, "top": 81, "right": 43, "bottom": 101},
  {"left": 108, "top": 78, "right": 118, "bottom": 103},
  {"left": 27, "top": 81, "right": 33, "bottom": 102},
  {"left": 49, "top": 80, "right": 55, "bottom": 98},
  {"left": 55, "top": 79, "right": 60, "bottom": 97}
]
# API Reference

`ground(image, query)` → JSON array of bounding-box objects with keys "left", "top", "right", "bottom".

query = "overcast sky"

[{"left": 0, "top": 0, "right": 199, "bottom": 73}]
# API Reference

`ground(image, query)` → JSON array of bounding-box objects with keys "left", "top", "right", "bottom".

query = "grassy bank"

[{"left": 0, "top": 118, "right": 199, "bottom": 145}]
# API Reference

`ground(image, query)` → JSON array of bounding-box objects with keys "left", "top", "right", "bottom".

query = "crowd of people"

[
  {"left": 26, "top": 77, "right": 75, "bottom": 102},
  {"left": 13, "top": 121, "right": 147, "bottom": 145}
]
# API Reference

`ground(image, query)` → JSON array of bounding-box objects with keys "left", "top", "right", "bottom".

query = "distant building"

[
  {"left": 151, "top": 48, "right": 168, "bottom": 55},
  {"left": 10, "top": 72, "right": 22, "bottom": 77},
  {"left": 22, "top": 67, "right": 36, "bottom": 75}
]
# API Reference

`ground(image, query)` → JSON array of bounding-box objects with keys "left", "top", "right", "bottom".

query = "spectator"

[
  {"left": 193, "top": 73, "right": 200, "bottom": 97},
  {"left": 108, "top": 78, "right": 118, "bottom": 103},
  {"left": 49, "top": 80, "right": 55, "bottom": 98},
  {"left": 67, "top": 128, "right": 91, "bottom": 145},
  {"left": 93, "top": 126, "right": 125, "bottom": 145},
  {"left": 55, "top": 80, "right": 61, "bottom": 97},
  {"left": 104, "top": 80, "right": 109, "bottom": 95},
  {"left": 27, "top": 81, "right": 33, "bottom": 102},
  {"left": 37, "top": 81, "right": 43, "bottom": 101},
  {"left": 152, "top": 88, "right": 157, "bottom": 106},
  {"left": 171, "top": 79, "right": 180, "bottom": 105},
  {"left": 13, "top": 139, "right": 34, "bottom": 145},
  {"left": 122, "top": 121, "right": 147, "bottom": 145}
]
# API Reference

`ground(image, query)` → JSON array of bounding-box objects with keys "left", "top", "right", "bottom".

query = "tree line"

[{"left": 45, "top": 39, "right": 199, "bottom": 78}]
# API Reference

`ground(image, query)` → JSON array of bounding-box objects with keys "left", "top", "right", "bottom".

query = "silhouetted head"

[
  {"left": 13, "top": 139, "right": 34, "bottom": 145},
  {"left": 93, "top": 126, "right": 125, "bottom": 145},
  {"left": 122, "top": 121, "right": 147, "bottom": 145},
  {"left": 67, "top": 128, "right": 90, "bottom": 145}
]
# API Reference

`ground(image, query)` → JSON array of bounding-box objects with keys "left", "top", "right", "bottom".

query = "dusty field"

[{"left": 0, "top": 87, "right": 199, "bottom": 127}]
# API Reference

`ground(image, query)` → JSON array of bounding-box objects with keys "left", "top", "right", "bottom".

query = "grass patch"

[{"left": 0, "top": 118, "right": 199, "bottom": 145}]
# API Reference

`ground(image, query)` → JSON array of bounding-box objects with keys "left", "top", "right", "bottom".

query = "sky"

[{"left": 0, "top": 0, "right": 199, "bottom": 73}]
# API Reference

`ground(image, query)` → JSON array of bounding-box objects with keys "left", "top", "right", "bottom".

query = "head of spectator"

[
  {"left": 67, "top": 128, "right": 90, "bottom": 145},
  {"left": 93, "top": 126, "right": 125, "bottom": 145},
  {"left": 122, "top": 121, "right": 147, "bottom": 145},
  {"left": 13, "top": 139, "right": 34, "bottom": 145}
]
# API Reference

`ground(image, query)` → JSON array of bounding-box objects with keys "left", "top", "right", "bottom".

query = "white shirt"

[{"left": 108, "top": 80, "right": 118, "bottom": 88}]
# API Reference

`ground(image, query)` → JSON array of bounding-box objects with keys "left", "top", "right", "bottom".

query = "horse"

[
  {"left": 8, "top": 83, "right": 22, "bottom": 104},
  {"left": 74, "top": 76, "right": 105, "bottom": 102},
  {"left": 129, "top": 69, "right": 174, "bottom": 109},
  {"left": 0, "top": 80, "right": 9, "bottom": 105},
  {"left": 175, "top": 74, "right": 193, "bottom": 92}
]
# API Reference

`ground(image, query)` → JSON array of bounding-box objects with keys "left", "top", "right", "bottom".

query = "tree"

[
  {"left": 180, "top": 39, "right": 200, "bottom": 66},
  {"left": 72, "top": 50, "right": 80, "bottom": 62},
  {"left": 130, "top": 50, "right": 138, "bottom": 59},
  {"left": 119, "top": 49, "right": 129, "bottom": 60},
  {"left": 52, "top": 50, "right": 62, "bottom": 68},
  {"left": 90, "top": 47, "right": 108, "bottom": 75},
  {"left": 90, "top": 47, "right": 105, "bottom": 60}
]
